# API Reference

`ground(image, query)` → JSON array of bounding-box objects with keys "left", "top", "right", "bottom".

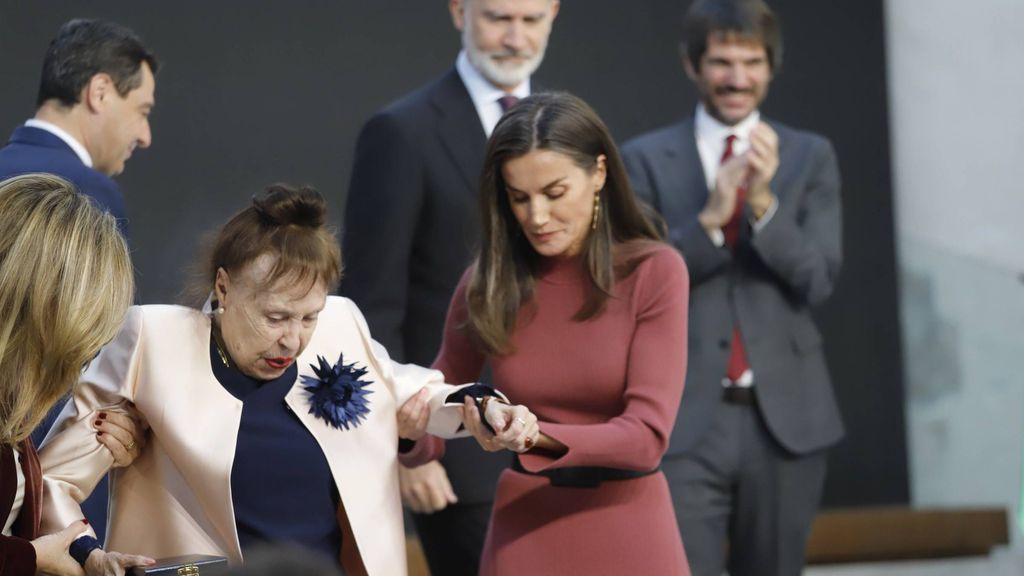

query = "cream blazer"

[{"left": 39, "top": 296, "right": 476, "bottom": 575}]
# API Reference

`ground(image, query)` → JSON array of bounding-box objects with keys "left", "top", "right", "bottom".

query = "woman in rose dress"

[{"left": 438, "top": 92, "right": 692, "bottom": 575}]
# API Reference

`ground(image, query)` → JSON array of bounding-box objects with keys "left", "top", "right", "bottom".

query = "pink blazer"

[{"left": 39, "top": 297, "right": 477, "bottom": 575}]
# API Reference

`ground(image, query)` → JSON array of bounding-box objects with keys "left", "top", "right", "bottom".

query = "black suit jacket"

[
  {"left": 341, "top": 68, "right": 509, "bottom": 503},
  {"left": 0, "top": 125, "right": 128, "bottom": 236},
  {"left": 622, "top": 116, "right": 845, "bottom": 456}
]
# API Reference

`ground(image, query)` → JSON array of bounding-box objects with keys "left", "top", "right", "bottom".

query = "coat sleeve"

[
  {"left": 749, "top": 137, "right": 842, "bottom": 306},
  {"left": 339, "top": 112, "right": 425, "bottom": 362},
  {"left": 520, "top": 249, "right": 690, "bottom": 472},
  {"left": 38, "top": 308, "right": 143, "bottom": 536},
  {"left": 344, "top": 299, "right": 480, "bottom": 440}
]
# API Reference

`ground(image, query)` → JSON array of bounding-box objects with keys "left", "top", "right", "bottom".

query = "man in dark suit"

[
  {"left": 0, "top": 18, "right": 158, "bottom": 237},
  {"left": 341, "top": 1, "right": 559, "bottom": 573},
  {"left": 622, "top": 1, "right": 843, "bottom": 575},
  {"left": 0, "top": 18, "right": 158, "bottom": 543}
]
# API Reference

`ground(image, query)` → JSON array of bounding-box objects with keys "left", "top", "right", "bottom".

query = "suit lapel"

[
  {"left": 766, "top": 119, "right": 795, "bottom": 203},
  {"left": 656, "top": 118, "right": 709, "bottom": 222},
  {"left": 431, "top": 69, "right": 487, "bottom": 192}
]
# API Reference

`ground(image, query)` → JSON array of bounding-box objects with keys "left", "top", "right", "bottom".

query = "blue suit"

[
  {"left": 0, "top": 125, "right": 128, "bottom": 236},
  {"left": 0, "top": 123, "right": 125, "bottom": 541}
]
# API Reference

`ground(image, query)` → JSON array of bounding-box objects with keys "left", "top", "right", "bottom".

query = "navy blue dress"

[{"left": 209, "top": 336, "right": 342, "bottom": 565}]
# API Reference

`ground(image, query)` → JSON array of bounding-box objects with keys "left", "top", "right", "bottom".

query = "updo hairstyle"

[{"left": 201, "top": 184, "right": 341, "bottom": 296}]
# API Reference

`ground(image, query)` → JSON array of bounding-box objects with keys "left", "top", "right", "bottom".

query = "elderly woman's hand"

[
  {"left": 397, "top": 387, "right": 431, "bottom": 441},
  {"left": 460, "top": 396, "right": 539, "bottom": 453},
  {"left": 93, "top": 404, "right": 148, "bottom": 468},
  {"left": 84, "top": 549, "right": 155, "bottom": 576}
]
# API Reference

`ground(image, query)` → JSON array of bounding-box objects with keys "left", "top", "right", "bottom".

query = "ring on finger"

[
  {"left": 126, "top": 439, "right": 137, "bottom": 450},
  {"left": 514, "top": 417, "right": 527, "bottom": 426},
  {"left": 524, "top": 436, "right": 535, "bottom": 450}
]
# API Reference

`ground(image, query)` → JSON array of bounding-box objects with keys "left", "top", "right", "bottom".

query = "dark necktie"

[
  {"left": 720, "top": 134, "right": 750, "bottom": 382},
  {"left": 498, "top": 95, "right": 520, "bottom": 113}
]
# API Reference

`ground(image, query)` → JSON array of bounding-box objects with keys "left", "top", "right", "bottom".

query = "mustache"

[
  {"left": 489, "top": 49, "right": 534, "bottom": 59},
  {"left": 715, "top": 86, "right": 755, "bottom": 96}
]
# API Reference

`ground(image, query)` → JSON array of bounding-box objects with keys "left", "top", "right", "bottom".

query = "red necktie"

[
  {"left": 498, "top": 95, "right": 520, "bottom": 113},
  {"left": 720, "top": 135, "right": 750, "bottom": 382}
]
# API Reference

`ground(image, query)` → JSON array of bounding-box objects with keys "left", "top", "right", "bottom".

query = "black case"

[{"left": 126, "top": 554, "right": 228, "bottom": 575}]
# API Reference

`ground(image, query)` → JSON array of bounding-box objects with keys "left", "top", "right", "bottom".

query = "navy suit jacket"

[
  {"left": 0, "top": 125, "right": 128, "bottom": 236},
  {"left": 341, "top": 68, "right": 509, "bottom": 503},
  {"left": 623, "top": 116, "right": 845, "bottom": 457}
]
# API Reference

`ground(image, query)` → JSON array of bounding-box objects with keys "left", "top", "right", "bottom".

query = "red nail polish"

[
  {"left": 83, "top": 518, "right": 89, "bottom": 525},
  {"left": 95, "top": 420, "right": 103, "bottom": 427},
  {"left": 98, "top": 413, "right": 107, "bottom": 420},
  {"left": 97, "top": 432, "right": 104, "bottom": 436}
]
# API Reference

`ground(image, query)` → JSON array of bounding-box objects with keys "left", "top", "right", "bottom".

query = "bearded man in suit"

[{"left": 622, "top": 1, "right": 844, "bottom": 575}]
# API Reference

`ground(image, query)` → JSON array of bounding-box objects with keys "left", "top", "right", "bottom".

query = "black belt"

[
  {"left": 722, "top": 385, "right": 756, "bottom": 405},
  {"left": 511, "top": 457, "right": 659, "bottom": 488}
]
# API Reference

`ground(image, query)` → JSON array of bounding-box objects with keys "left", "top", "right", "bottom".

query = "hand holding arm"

[
  {"left": 93, "top": 405, "right": 147, "bottom": 468},
  {"left": 30, "top": 520, "right": 89, "bottom": 576},
  {"left": 459, "top": 397, "right": 542, "bottom": 454}
]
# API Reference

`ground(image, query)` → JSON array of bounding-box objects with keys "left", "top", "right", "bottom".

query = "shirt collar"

[
  {"left": 694, "top": 104, "right": 760, "bottom": 145},
  {"left": 24, "top": 118, "right": 93, "bottom": 168},
  {"left": 455, "top": 51, "right": 531, "bottom": 112}
]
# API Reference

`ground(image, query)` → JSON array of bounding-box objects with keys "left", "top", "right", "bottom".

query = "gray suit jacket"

[{"left": 622, "top": 116, "right": 845, "bottom": 456}]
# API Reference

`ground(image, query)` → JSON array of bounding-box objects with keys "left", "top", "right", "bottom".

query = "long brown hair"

[
  {"left": 0, "top": 174, "right": 133, "bottom": 444},
  {"left": 468, "top": 92, "right": 663, "bottom": 355}
]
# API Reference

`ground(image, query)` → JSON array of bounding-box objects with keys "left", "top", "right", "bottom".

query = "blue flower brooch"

[{"left": 301, "top": 353, "right": 374, "bottom": 430}]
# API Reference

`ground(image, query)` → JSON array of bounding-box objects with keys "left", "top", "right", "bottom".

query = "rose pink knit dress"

[{"left": 434, "top": 243, "right": 692, "bottom": 576}]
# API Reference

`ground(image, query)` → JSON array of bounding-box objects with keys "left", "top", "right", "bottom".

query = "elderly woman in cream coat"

[{"left": 39, "top": 185, "right": 539, "bottom": 576}]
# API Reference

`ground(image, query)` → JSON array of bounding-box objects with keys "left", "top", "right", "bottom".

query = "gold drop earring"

[{"left": 591, "top": 192, "right": 601, "bottom": 230}]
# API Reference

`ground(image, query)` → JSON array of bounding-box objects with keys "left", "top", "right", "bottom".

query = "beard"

[{"left": 463, "top": 26, "right": 545, "bottom": 88}]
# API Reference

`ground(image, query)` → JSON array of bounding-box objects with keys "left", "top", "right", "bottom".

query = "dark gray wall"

[{"left": 0, "top": 0, "right": 906, "bottom": 507}]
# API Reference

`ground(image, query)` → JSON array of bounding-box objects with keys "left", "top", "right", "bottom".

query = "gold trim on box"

[{"left": 177, "top": 565, "right": 199, "bottom": 576}]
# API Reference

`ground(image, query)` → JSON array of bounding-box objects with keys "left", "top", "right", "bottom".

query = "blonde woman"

[{"left": 0, "top": 174, "right": 149, "bottom": 576}]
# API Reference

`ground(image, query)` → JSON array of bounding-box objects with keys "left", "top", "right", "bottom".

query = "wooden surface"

[
  {"left": 405, "top": 507, "right": 1010, "bottom": 574},
  {"left": 806, "top": 507, "right": 1008, "bottom": 564}
]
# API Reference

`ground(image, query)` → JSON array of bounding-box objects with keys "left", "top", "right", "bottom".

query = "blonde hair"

[{"left": 0, "top": 174, "right": 134, "bottom": 444}]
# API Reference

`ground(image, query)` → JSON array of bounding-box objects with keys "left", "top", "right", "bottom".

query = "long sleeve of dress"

[
  {"left": 522, "top": 249, "right": 689, "bottom": 472},
  {"left": 436, "top": 249, "right": 690, "bottom": 473}
]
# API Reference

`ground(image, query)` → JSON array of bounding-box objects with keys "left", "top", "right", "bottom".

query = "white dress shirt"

[
  {"left": 455, "top": 51, "right": 531, "bottom": 137},
  {"left": 24, "top": 118, "right": 93, "bottom": 167}
]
